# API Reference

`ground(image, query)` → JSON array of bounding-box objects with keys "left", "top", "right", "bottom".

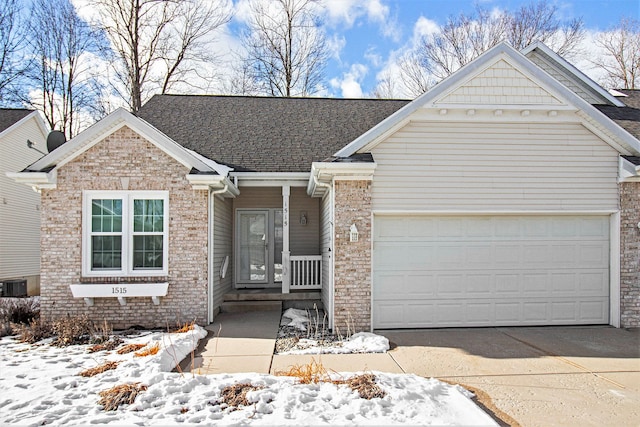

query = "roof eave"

[
  {"left": 307, "top": 161, "right": 377, "bottom": 197},
  {"left": 6, "top": 170, "right": 56, "bottom": 191}
]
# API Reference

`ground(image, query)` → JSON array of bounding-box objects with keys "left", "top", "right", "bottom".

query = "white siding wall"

[
  {"left": 371, "top": 121, "right": 619, "bottom": 211},
  {"left": 0, "top": 116, "right": 47, "bottom": 283},
  {"left": 212, "top": 196, "right": 233, "bottom": 310},
  {"left": 319, "top": 188, "right": 333, "bottom": 327}
]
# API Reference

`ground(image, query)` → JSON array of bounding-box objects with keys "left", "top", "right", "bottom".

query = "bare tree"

[
  {"left": 401, "top": 0, "right": 584, "bottom": 96},
  {"left": 27, "top": 0, "right": 103, "bottom": 138},
  {"left": 239, "top": 0, "right": 329, "bottom": 97},
  {"left": 593, "top": 18, "right": 640, "bottom": 89},
  {"left": 0, "top": 0, "right": 29, "bottom": 105},
  {"left": 89, "top": 0, "right": 231, "bottom": 112}
]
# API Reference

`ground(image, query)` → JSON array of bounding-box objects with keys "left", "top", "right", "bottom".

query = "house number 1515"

[{"left": 111, "top": 287, "right": 127, "bottom": 294}]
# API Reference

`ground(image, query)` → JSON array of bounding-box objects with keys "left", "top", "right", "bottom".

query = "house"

[
  {"left": 0, "top": 109, "right": 49, "bottom": 296},
  {"left": 8, "top": 42, "right": 640, "bottom": 330}
]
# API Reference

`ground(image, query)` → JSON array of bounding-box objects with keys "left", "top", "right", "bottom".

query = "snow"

[
  {"left": 282, "top": 332, "right": 390, "bottom": 355},
  {"left": 0, "top": 326, "right": 498, "bottom": 426}
]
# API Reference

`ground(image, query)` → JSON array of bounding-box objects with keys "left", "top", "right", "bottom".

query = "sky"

[{"left": 221, "top": 0, "right": 639, "bottom": 98}]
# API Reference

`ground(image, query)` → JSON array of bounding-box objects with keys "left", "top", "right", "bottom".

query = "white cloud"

[
  {"left": 330, "top": 63, "right": 368, "bottom": 98},
  {"left": 364, "top": 47, "right": 383, "bottom": 68},
  {"left": 326, "top": 33, "right": 347, "bottom": 61},
  {"left": 323, "top": 0, "right": 400, "bottom": 41}
]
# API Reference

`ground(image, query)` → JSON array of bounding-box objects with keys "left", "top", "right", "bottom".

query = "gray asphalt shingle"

[
  {"left": 595, "top": 89, "right": 640, "bottom": 141},
  {"left": 0, "top": 109, "right": 32, "bottom": 134},
  {"left": 137, "top": 95, "right": 409, "bottom": 172}
]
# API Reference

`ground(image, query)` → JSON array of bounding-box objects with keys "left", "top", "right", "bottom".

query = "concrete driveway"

[{"left": 381, "top": 326, "right": 640, "bottom": 427}]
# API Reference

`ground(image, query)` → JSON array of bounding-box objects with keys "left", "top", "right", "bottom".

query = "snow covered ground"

[{"left": 0, "top": 326, "right": 498, "bottom": 426}]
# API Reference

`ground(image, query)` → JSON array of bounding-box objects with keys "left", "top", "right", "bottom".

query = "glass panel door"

[
  {"left": 274, "top": 210, "right": 283, "bottom": 282},
  {"left": 237, "top": 211, "right": 268, "bottom": 284}
]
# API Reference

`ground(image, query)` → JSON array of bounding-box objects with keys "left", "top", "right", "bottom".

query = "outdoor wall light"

[
  {"left": 300, "top": 211, "right": 307, "bottom": 225},
  {"left": 350, "top": 224, "right": 359, "bottom": 242}
]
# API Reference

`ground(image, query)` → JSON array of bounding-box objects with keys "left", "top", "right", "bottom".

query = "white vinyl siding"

[
  {"left": 371, "top": 121, "right": 619, "bottom": 211},
  {"left": 0, "top": 115, "right": 47, "bottom": 280},
  {"left": 525, "top": 51, "right": 603, "bottom": 105},
  {"left": 373, "top": 215, "right": 610, "bottom": 328},
  {"left": 320, "top": 188, "right": 333, "bottom": 327},
  {"left": 212, "top": 196, "right": 233, "bottom": 310}
]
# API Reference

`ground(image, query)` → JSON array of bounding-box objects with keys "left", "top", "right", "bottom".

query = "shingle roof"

[
  {"left": 0, "top": 108, "right": 32, "bottom": 134},
  {"left": 595, "top": 90, "right": 640, "bottom": 140},
  {"left": 623, "top": 155, "right": 640, "bottom": 166},
  {"left": 137, "top": 95, "right": 409, "bottom": 172}
]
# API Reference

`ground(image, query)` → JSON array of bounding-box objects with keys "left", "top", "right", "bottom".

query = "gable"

[
  {"left": 335, "top": 42, "right": 640, "bottom": 158},
  {"left": 435, "top": 59, "right": 564, "bottom": 106}
]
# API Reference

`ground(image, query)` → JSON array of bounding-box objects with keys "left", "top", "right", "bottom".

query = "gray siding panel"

[{"left": 212, "top": 197, "right": 233, "bottom": 310}]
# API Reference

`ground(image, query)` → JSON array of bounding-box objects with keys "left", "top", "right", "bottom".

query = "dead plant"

[
  {"left": 13, "top": 318, "right": 54, "bottom": 343},
  {"left": 116, "top": 343, "right": 146, "bottom": 354},
  {"left": 134, "top": 342, "right": 160, "bottom": 357},
  {"left": 88, "top": 336, "right": 123, "bottom": 353},
  {"left": 174, "top": 322, "right": 195, "bottom": 333},
  {"left": 218, "top": 383, "right": 265, "bottom": 409},
  {"left": 337, "top": 374, "right": 386, "bottom": 400},
  {"left": 52, "top": 314, "right": 94, "bottom": 346},
  {"left": 275, "top": 358, "right": 329, "bottom": 384},
  {"left": 79, "top": 361, "right": 120, "bottom": 377},
  {"left": 98, "top": 383, "right": 148, "bottom": 411}
]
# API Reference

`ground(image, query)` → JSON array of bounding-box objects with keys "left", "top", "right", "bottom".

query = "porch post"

[{"left": 282, "top": 185, "right": 291, "bottom": 293}]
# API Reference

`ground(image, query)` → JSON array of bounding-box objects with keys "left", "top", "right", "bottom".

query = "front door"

[{"left": 236, "top": 209, "right": 283, "bottom": 288}]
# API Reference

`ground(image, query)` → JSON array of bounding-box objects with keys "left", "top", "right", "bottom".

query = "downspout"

[
  {"left": 313, "top": 171, "right": 332, "bottom": 328},
  {"left": 208, "top": 182, "right": 228, "bottom": 323}
]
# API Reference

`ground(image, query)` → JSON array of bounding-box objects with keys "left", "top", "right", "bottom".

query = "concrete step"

[{"left": 220, "top": 300, "right": 283, "bottom": 313}]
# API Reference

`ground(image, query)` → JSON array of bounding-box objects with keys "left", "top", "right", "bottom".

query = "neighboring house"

[
  {"left": 8, "top": 42, "right": 640, "bottom": 330},
  {"left": 0, "top": 109, "right": 49, "bottom": 296}
]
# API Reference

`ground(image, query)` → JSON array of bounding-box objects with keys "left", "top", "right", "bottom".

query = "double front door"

[{"left": 236, "top": 209, "right": 283, "bottom": 288}]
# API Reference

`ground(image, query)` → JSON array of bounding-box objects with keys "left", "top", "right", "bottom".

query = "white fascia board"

[
  {"left": 336, "top": 42, "right": 639, "bottom": 157},
  {"left": 186, "top": 174, "right": 239, "bottom": 196},
  {"left": 521, "top": 42, "right": 625, "bottom": 107},
  {"left": 619, "top": 157, "right": 640, "bottom": 182},
  {"left": 27, "top": 108, "right": 225, "bottom": 175},
  {"left": 6, "top": 170, "right": 56, "bottom": 190},
  {"left": 231, "top": 172, "right": 310, "bottom": 187},
  {"left": 307, "top": 162, "right": 376, "bottom": 196},
  {"left": 185, "top": 148, "right": 232, "bottom": 176}
]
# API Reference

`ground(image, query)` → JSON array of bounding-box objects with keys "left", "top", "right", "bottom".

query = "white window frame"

[{"left": 82, "top": 190, "right": 169, "bottom": 277}]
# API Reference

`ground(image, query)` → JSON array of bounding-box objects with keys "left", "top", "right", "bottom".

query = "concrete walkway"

[{"left": 185, "top": 312, "right": 640, "bottom": 427}]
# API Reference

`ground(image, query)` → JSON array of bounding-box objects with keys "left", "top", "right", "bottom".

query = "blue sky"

[{"left": 227, "top": 0, "right": 638, "bottom": 98}]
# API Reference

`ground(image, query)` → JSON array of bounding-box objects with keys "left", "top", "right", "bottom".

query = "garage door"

[{"left": 373, "top": 215, "right": 610, "bottom": 328}]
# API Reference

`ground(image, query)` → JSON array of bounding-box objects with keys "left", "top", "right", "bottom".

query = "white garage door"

[{"left": 373, "top": 215, "right": 610, "bottom": 328}]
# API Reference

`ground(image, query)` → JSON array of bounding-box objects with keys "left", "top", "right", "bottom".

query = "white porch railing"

[{"left": 290, "top": 255, "right": 322, "bottom": 290}]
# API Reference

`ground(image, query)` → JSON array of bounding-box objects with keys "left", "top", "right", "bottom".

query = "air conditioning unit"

[{"left": 3, "top": 279, "right": 27, "bottom": 297}]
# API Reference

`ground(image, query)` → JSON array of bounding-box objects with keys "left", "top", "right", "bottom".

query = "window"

[{"left": 83, "top": 191, "right": 168, "bottom": 277}]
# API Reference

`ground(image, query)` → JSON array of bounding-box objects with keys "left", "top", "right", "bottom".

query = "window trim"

[{"left": 82, "top": 190, "right": 169, "bottom": 277}]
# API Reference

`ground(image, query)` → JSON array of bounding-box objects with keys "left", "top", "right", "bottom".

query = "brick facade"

[
  {"left": 620, "top": 181, "right": 640, "bottom": 328},
  {"left": 333, "top": 180, "right": 372, "bottom": 333},
  {"left": 40, "top": 126, "right": 209, "bottom": 329}
]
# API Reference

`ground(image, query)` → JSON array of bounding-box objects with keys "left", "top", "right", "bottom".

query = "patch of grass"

[
  {"left": 275, "top": 358, "right": 329, "bottom": 384},
  {"left": 174, "top": 322, "right": 195, "bottom": 333},
  {"left": 88, "top": 336, "right": 123, "bottom": 353},
  {"left": 79, "top": 361, "right": 120, "bottom": 377},
  {"left": 98, "top": 383, "right": 147, "bottom": 411},
  {"left": 134, "top": 342, "right": 160, "bottom": 357},
  {"left": 218, "top": 383, "right": 265, "bottom": 409},
  {"left": 116, "top": 343, "right": 146, "bottom": 355},
  {"left": 338, "top": 374, "right": 386, "bottom": 400}
]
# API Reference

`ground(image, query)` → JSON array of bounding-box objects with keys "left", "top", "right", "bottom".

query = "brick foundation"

[
  {"left": 333, "top": 180, "right": 372, "bottom": 333},
  {"left": 620, "top": 181, "right": 640, "bottom": 328},
  {"left": 40, "top": 126, "right": 208, "bottom": 329}
]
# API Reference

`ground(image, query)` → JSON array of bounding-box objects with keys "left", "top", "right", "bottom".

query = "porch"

[{"left": 231, "top": 185, "right": 324, "bottom": 293}]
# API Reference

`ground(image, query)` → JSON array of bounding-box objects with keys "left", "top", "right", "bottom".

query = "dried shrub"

[
  {"left": 52, "top": 314, "right": 95, "bottom": 346},
  {"left": 79, "top": 361, "right": 120, "bottom": 377},
  {"left": 219, "top": 383, "right": 265, "bottom": 409},
  {"left": 338, "top": 374, "right": 386, "bottom": 400},
  {"left": 275, "top": 358, "right": 329, "bottom": 384},
  {"left": 13, "top": 318, "right": 54, "bottom": 343},
  {"left": 116, "top": 343, "right": 146, "bottom": 355},
  {"left": 0, "top": 298, "right": 40, "bottom": 325},
  {"left": 134, "top": 342, "right": 160, "bottom": 357},
  {"left": 88, "top": 336, "right": 123, "bottom": 353},
  {"left": 98, "top": 383, "right": 147, "bottom": 411}
]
